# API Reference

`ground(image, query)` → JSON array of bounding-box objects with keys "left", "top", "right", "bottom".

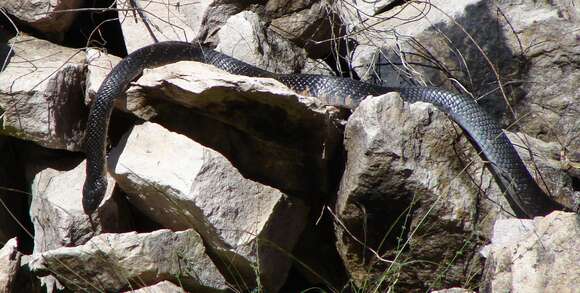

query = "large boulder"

[
  {"left": 341, "top": 0, "right": 579, "bottom": 149},
  {"left": 334, "top": 93, "right": 574, "bottom": 290},
  {"left": 335, "top": 93, "right": 497, "bottom": 290},
  {"left": 109, "top": 121, "right": 309, "bottom": 292}
]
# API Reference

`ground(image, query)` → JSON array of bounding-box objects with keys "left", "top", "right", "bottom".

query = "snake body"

[{"left": 83, "top": 41, "right": 565, "bottom": 218}]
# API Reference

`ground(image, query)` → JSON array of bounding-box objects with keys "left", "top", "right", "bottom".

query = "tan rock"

[
  {"left": 110, "top": 122, "right": 309, "bottom": 292},
  {"left": 116, "top": 0, "right": 197, "bottom": 53},
  {"left": 335, "top": 94, "right": 507, "bottom": 290},
  {"left": 30, "top": 229, "right": 228, "bottom": 292},
  {"left": 122, "top": 281, "right": 186, "bottom": 293},
  {"left": 2, "top": 0, "right": 83, "bottom": 34},
  {"left": 0, "top": 238, "right": 20, "bottom": 293},
  {"left": 482, "top": 211, "right": 580, "bottom": 293},
  {"left": 0, "top": 35, "right": 86, "bottom": 151}
]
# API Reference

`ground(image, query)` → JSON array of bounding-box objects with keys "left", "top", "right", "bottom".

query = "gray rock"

[
  {"left": 195, "top": 0, "right": 246, "bottom": 45},
  {"left": 0, "top": 35, "right": 87, "bottom": 151},
  {"left": 29, "top": 229, "right": 228, "bottom": 292},
  {"left": 265, "top": 0, "right": 317, "bottom": 18},
  {"left": 505, "top": 132, "right": 578, "bottom": 209},
  {"left": 0, "top": 238, "right": 20, "bottom": 293},
  {"left": 122, "top": 281, "right": 186, "bottom": 293},
  {"left": 335, "top": 93, "right": 500, "bottom": 290},
  {"left": 116, "top": 0, "right": 197, "bottom": 53},
  {"left": 334, "top": 91, "right": 575, "bottom": 290},
  {"left": 109, "top": 121, "right": 309, "bottom": 292},
  {"left": 481, "top": 211, "right": 579, "bottom": 293},
  {"left": 498, "top": 1, "right": 580, "bottom": 153},
  {"left": 345, "top": 0, "right": 579, "bottom": 149},
  {"left": 302, "top": 58, "right": 336, "bottom": 75},
  {"left": 269, "top": 1, "right": 337, "bottom": 58},
  {"left": 85, "top": 48, "right": 120, "bottom": 104},
  {"left": 334, "top": 0, "right": 398, "bottom": 26},
  {"left": 30, "top": 160, "right": 127, "bottom": 254},
  {"left": 85, "top": 48, "right": 160, "bottom": 120},
  {"left": 479, "top": 218, "right": 534, "bottom": 258},
  {"left": 29, "top": 159, "right": 130, "bottom": 292},
  {"left": 117, "top": 59, "right": 343, "bottom": 197},
  {"left": 1, "top": 0, "right": 83, "bottom": 35},
  {"left": 348, "top": 0, "right": 503, "bottom": 109},
  {"left": 216, "top": 11, "right": 309, "bottom": 74}
]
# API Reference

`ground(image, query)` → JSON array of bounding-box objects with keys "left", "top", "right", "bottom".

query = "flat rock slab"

[{"left": 30, "top": 229, "right": 228, "bottom": 292}]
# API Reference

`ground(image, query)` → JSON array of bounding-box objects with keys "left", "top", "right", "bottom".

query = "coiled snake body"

[{"left": 83, "top": 41, "right": 565, "bottom": 218}]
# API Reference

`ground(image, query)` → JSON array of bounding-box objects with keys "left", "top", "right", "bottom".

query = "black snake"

[{"left": 83, "top": 41, "right": 566, "bottom": 218}]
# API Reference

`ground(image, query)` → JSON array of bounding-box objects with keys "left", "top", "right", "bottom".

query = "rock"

[
  {"left": 109, "top": 121, "right": 309, "bottom": 292},
  {"left": 335, "top": 93, "right": 510, "bottom": 291},
  {"left": 122, "top": 281, "right": 185, "bottom": 293},
  {"left": 344, "top": 0, "right": 579, "bottom": 148},
  {"left": 29, "top": 229, "right": 228, "bottom": 292},
  {"left": 498, "top": 1, "right": 579, "bottom": 152},
  {"left": 216, "top": 11, "right": 309, "bottom": 73},
  {"left": 334, "top": 92, "right": 575, "bottom": 290},
  {"left": 85, "top": 47, "right": 159, "bottom": 120},
  {"left": 195, "top": 0, "right": 246, "bottom": 45},
  {"left": 348, "top": 0, "right": 502, "bottom": 104},
  {"left": 335, "top": 0, "right": 398, "bottom": 26},
  {"left": 265, "top": 0, "right": 317, "bottom": 18},
  {"left": 118, "top": 59, "right": 343, "bottom": 197},
  {"left": 481, "top": 211, "right": 579, "bottom": 292},
  {"left": 432, "top": 288, "right": 475, "bottom": 293},
  {"left": 479, "top": 218, "right": 534, "bottom": 258},
  {"left": 0, "top": 35, "right": 87, "bottom": 151},
  {"left": 85, "top": 48, "right": 121, "bottom": 104},
  {"left": 30, "top": 160, "right": 127, "bottom": 253},
  {"left": 1, "top": 0, "right": 83, "bottom": 35},
  {"left": 269, "top": 1, "right": 338, "bottom": 58},
  {"left": 29, "top": 159, "right": 130, "bottom": 292},
  {"left": 505, "top": 132, "right": 578, "bottom": 209},
  {"left": 84, "top": 45, "right": 343, "bottom": 196},
  {"left": 302, "top": 58, "right": 336, "bottom": 75},
  {"left": 0, "top": 238, "right": 21, "bottom": 293},
  {"left": 116, "top": 0, "right": 196, "bottom": 53}
]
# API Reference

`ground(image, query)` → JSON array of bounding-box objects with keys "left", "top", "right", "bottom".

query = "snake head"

[{"left": 82, "top": 176, "right": 107, "bottom": 215}]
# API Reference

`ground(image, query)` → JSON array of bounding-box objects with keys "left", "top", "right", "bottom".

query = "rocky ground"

[{"left": 0, "top": 0, "right": 578, "bottom": 292}]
